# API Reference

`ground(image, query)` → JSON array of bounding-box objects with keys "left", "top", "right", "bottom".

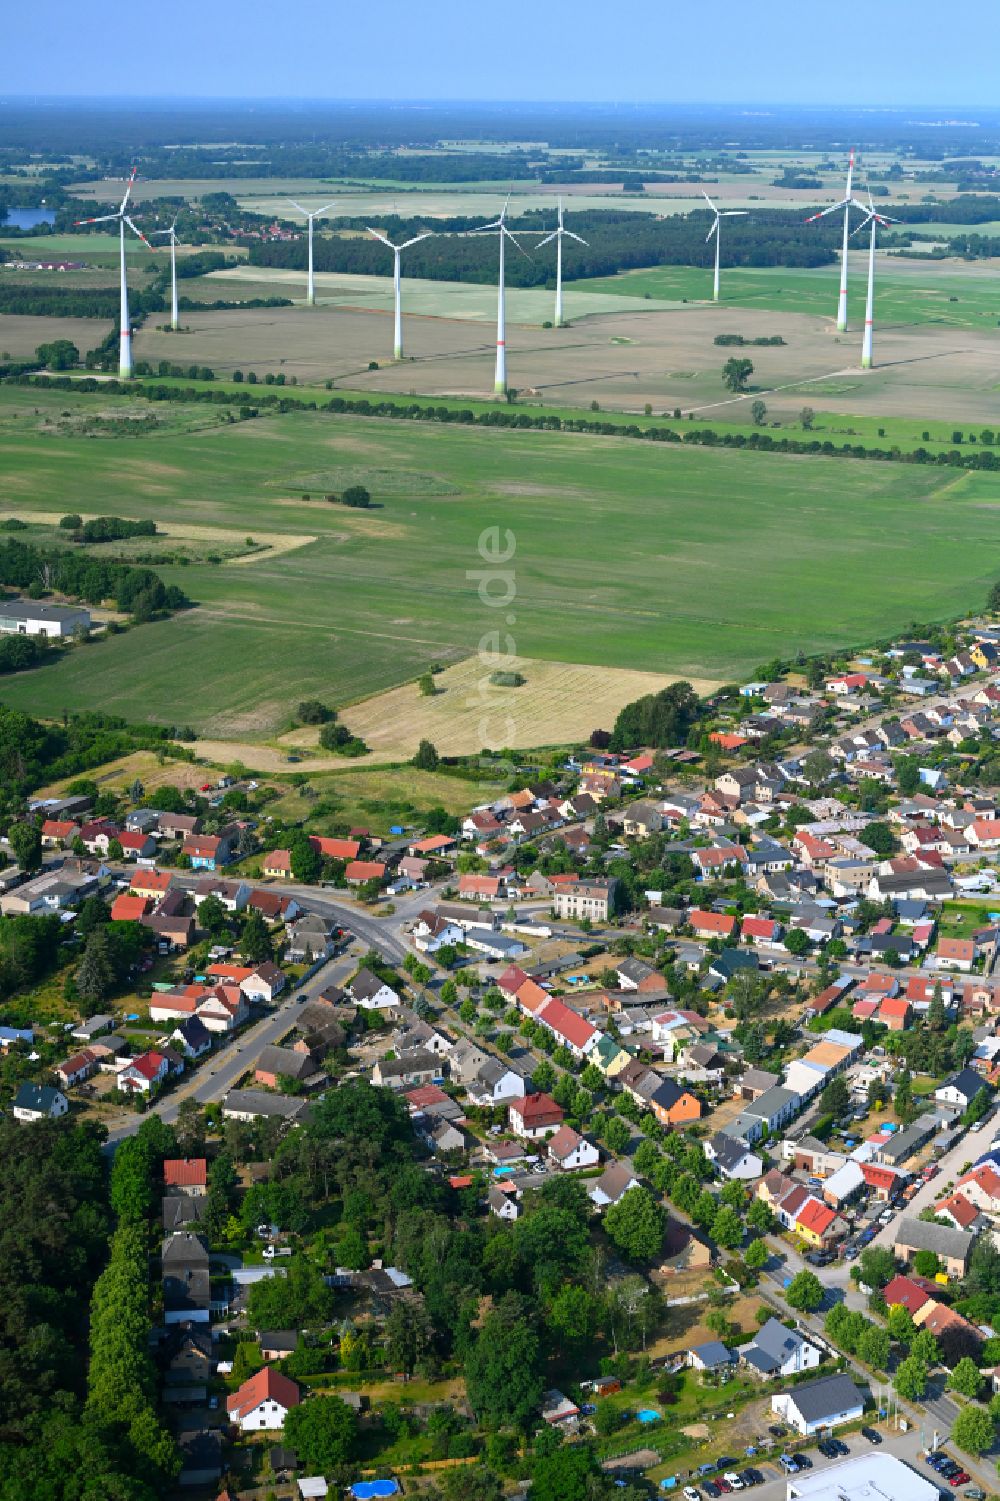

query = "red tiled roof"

[
  {"left": 511, "top": 1092, "right": 563, "bottom": 1124},
  {"left": 110, "top": 893, "right": 151, "bottom": 922},
  {"left": 797, "top": 1199, "right": 836, "bottom": 1236},
  {"left": 883, "top": 1274, "right": 937, "bottom": 1315},
  {"left": 345, "top": 861, "right": 386, "bottom": 881},
  {"left": 537, "top": 998, "right": 596, "bottom": 1051},
  {"left": 226, "top": 1366, "right": 300, "bottom": 1421},
  {"left": 936, "top": 1191, "right": 979, "bottom": 1229},
  {"left": 163, "top": 1157, "right": 207, "bottom": 1188},
  {"left": 688, "top": 909, "right": 737, "bottom": 937},
  {"left": 309, "top": 836, "right": 361, "bottom": 860}
]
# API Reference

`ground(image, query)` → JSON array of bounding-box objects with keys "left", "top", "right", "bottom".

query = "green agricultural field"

[
  {"left": 576, "top": 257, "right": 1000, "bottom": 329},
  {"left": 1, "top": 382, "right": 1000, "bottom": 739}
]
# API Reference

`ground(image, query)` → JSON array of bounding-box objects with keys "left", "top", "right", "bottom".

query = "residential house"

[
  {"left": 742, "top": 1318, "right": 821, "bottom": 1378},
  {"left": 705, "top": 1132, "right": 763, "bottom": 1181},
  {"left": 118, "top": 1050, "right": 170, "bottom": 1094},
  {"left": 588, "top": 1162, "right": 640, "bottom": 1209},
  {"left": 162, "top": 1232, "right": 210, "bottom": 1324},
  {"left": 163, "top": 1158, "right": 208, "bottom": 1196},
  {"left": 255, "top": 1046, "right": 320, "bottom": 1090},
  {"left": 349, "top": 968, "right": 400, "bottom": 1011},
  {"left": 222, "top": 1089, "right": 309, "bottom": 1125},
  {"left": 55, "top": 1049, "right": 99, "bottom": 1089},
  {"left": 771, "top": 1373, "right": 864, "bottom": 1436},
  {"left": 226, "top": 1367, "right": 301, "bottom": 1432},
  {"left": 551, "top": 878, "right": 619, "bottom": 922},
  {"left": 372, "top": 1050, "right": 440, "bottom": 1091},
  {"left": 894, "top": 1217, "right": 975, "bottom": 1277},
  {"left": 12, "top": 1082, "right": 68, "bottom": 1122},
  {"left": 508, "top": 1093, "right": 564, "bottom": 1139},
  {"left": 935, "top": 1068, "right": 990, "bottom": 1111},
  {"left": 546, "top": 1125, "right": 600, "bottom": 1172}
]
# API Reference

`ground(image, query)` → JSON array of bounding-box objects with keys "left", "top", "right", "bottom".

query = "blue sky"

[{"left": 6, "top": 0, "right": 997, "bottom": 105}]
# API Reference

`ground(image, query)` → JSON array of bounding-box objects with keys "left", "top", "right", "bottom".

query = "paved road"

[
  {"left": 104, "top": 945, "right": 357, "bottom": 1145},
  {"left": 868, "top": 1102, "right": 1000, "bottom": 1253}
]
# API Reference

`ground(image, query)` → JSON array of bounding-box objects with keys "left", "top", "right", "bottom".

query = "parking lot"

[{"left": 672, "top": 1424, "right": 957, "bottom": 1501}]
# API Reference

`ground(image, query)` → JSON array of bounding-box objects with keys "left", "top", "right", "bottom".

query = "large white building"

[
  {"left": 786, "top": 1452, "right": 939, "bottom": 1501},
  {"left": 0, "top": 599, "right": 91, "bottom": 637}
]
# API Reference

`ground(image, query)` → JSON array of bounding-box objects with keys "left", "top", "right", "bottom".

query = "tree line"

[
  {"left": 0, "top": 535, "right": 189, "bottom": 618},
  {"left": 248, "top": 206, "right": 840, "bottom": 286}
]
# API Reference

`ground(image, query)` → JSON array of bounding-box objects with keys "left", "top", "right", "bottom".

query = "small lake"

[{"left": 3, "top": 208, "right": 55, "bottom": 230}]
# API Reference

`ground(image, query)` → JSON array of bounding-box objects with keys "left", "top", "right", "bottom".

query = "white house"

[
  {"left": 772, "top": 1373, "right": 864, "bottom": 1436},
  {"left": 12, "top": 1082, "right": 69, "bottom": 1122},
  {"left": 226, "top": 1367, "right": 300, "bottom": 1432},
  {"left": 742, "top": 1318, "right": 821, "bottom": 1379},
  {"left": 349, "top": 968, "right": 401, "bottom": 1011},
  {"left": 546, "top": 1125, "right": 600, "bottom": 1172}
]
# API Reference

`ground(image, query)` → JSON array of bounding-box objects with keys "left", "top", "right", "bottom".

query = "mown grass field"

[
  {"left": 1, "top": 382, "right": 1000, "bottom": 740},
  {"left": 577, "top": 256, "right": 1000, "bottom": 329}
]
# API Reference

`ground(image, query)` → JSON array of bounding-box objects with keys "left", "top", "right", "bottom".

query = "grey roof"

[
  {"left": 896, "top": 1217, "right": 975, "bottom": 1259},
  {"left": 740, "top": 1067, "right": 780, "bottom": 1094},
  {"left": 256, "top": 1044, "right": 317, "bottom": 1081},
  {"left": 940, "top": 1067, "right": 989, "bottom": 1105},
  {"left": 0, "top": 598, "right": 89, "bottom": 623},
  {"left": 13, "top": 1082, "right": 64, "bottom": 1113},
  {"left": 689, "top": 1340, "right": 734, "bottom": 1368},
  {"left": 786, "top": 1373, "right": 864, "bottom": 1425},
  {"left": 746, "top": 1084, "right": 800, "bottom": 1120},
  {"left": 710, "top": 1132, "right": 759, "bottom": 1174},
  {"left": 747, "top": 1317, "right": 812, "bottom": 1373},
  {"left": 222, "top": 1087, "right": 308, "bottom": 1121},
  {"left": 162, "top": 1194, "right": 207, "bottom": 1232}
]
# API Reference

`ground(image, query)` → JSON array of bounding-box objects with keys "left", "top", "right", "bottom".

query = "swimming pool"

[
  {"left": 637, "top": 1408, "right": 661, "bottom": 1423},
  {"left": 350, "top": 1483, "right": 399, "bottom": 1500}
]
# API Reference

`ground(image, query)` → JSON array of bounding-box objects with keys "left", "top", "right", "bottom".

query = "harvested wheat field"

[{"left": 281, "top": 657, "right": 722, "bottom": 761}]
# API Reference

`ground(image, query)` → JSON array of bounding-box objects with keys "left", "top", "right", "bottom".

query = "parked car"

[
  {"left": 683, "top": 1489, "right": 701, "bottom": 1501},
  {"left": 723, "top": 1475, "right": 744, "bottom": 1492},
  {"left": 861, "top": 1427, "right": 882, "bottom": 1445},
  {"left": 950, "top": 1472, "right": 970, "bottom": 1488},
  {"left": 715, "top": 1482, "right": 731, "bottom": 1496},
  {"left": 794, "top": 1455, "right": 812, "bottom": 1469},
  {"left": 703, "top": 1485, "right": 721, "bottom": 1499}
]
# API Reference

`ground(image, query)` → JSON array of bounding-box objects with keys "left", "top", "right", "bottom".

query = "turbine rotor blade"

[
  {"left": 701, "top": 189, "right": 718, "bottom": 212},
  {"left": 706, "top": 220, "right": 719, "bottom": 242},
  {"left": 565, "top": 231, "right": 588, "bottom": 245},
  {"left": 74, "top": 213, "right": 118, "bottom": 226},
  {"left": 399, "top": 232, "right": 433, "bottom": 250},
  {"left": 504, "top": 228, "right": 532, "bottom": 259},
  {"left": 366, "top": 227, "right": 394, "bottom": 248},
  {"left": 124, "top": 215, "right": 154, "bottom": 249},
  {"left": 536, "top": 231, "right": 558, "bottom": 248},
  {"left": 288, "top": 201, "right": 308, "bottom": 216}
]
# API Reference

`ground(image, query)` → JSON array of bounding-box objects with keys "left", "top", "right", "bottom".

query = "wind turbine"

[
  {"left": 74, "top": 167, "right": 152, "bottom": 380},
  {"left": 288, "top": 200, "right": 334, "bottom": 305},
  {"left": 151, "top": 217, "right": 181, "bottom": 331},
  {"left": 366, "top": 226, "right": 433, "bottom": 359},
  {"left": 537, "top": 197, "right": 588, "bottom": 327},
  {"left": 851, "top": 190, "right": 899, "bottom": 369},
  {"left": 467, "top": 195, "right": 533, "bottom": 397},
  {"left": 702, "top": 191, "right": 747, "bottom": 303},
  {"left": 805, "top": 149, "right": 857, "bottom": 331}
]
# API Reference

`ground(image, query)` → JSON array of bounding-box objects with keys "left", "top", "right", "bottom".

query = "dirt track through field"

[{"left": 0, "top": 510, "right": 315, "bottom": 564}]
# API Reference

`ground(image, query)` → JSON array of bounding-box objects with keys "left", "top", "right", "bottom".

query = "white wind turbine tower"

[
  {"left": 74, "top": 167, "right": 152, "bottom": 379},
  {"left": 537, "top": 197, "right": 588, "bottom": 327},
  {"left": 467, "top": 195, "right": 533, "bottom": 397},
  {"left": 366, "top": 226, "right": 433, "bottom": 359},
  {"left": 805, "top": 149, "right": 857, "bottom": 331},
  {"left": 288, "top": 200, "right": 335, "bottom": 305},
  {"left": 151, "top": 217, "right": 181, "bottom": 330},
  {"left": 702, "top": 191, "right": 747, "bottom": 302},
  {"left": 851, "top": 189, "right": 900, "bottom": 369}
]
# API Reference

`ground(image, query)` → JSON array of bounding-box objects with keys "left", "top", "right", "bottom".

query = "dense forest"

[{"left": 0, "top": 1118, "right": 168, "bottom": 1500}]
